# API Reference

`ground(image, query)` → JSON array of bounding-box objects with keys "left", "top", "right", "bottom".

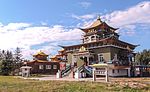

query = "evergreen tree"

[
  {"left": 135, "top": 49, "right": 150, "bottom": 65},
  {"left": 0, "top": 50, "right": 14, "bottom": 75},
  {"left": 13, "top": 47, "right": 23, "bottom": 69}
]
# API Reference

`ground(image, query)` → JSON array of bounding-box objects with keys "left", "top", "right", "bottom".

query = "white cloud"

[
  {"left": 79, "top": 2, "right": 91, "bottom": 9},
  {"left": 0, "top": 23, "right": 82, "bottom": 59},
  {"left": 71, "top": 14, "right": 96, "bottom": 20},
  {"left": 71, "top": 14, "right": 97, "bottom": 28},
  {"left": 105, "top": 1, "right": 150, "bottom": 26},
  {"left": 73, "top": 1, "right": 150, "bottom": 36},
  {"left": 41, "top": 22, "right": 48, "bottom": 26},
  {"left": 103, "top": 1, "right": 150, "bottom": 35},
  {"left": 2, "top": 23, "right": 31, "bottom": 31}
]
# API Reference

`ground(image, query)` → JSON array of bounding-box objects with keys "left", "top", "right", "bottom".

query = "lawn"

[{"left": 0, "top": 76, "right": 150, "bottom": 92}]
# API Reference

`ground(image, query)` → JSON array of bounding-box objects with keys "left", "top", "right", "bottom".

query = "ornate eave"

[
  {"left": 61, "top": 36, "right": 137, "bottom": 52},
  {"left": 33, "top": 51, "right": 48, "bottom": 57},
  {"left": 80, "top": 22, "right": 118, "bottom": 33},
  {"left": 27, "top": 60, "right": 48, "bottom": 64}
]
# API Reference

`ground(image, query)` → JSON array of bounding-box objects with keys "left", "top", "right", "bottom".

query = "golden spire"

[
  {"left": 33, "top": 50, "right": 48, "bottom": 56},
  {"left": 97, "top": 15, "right": 102, "bottom": 22}
]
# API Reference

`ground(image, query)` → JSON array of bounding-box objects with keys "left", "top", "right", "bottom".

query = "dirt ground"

[
  {"left": 20, "top": 75, "right": 150, "bottom": 89},
  {"left": 110, "top": 77, "right": 150, "bottom": 89}
]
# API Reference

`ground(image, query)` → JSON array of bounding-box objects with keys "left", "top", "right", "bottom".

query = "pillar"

[
  {"left": 87, "top": 56, "right": 89, "bottom": 65},
  {"left": 75, "top": 69, "right": 80, "bottom": 79},
  {"left": 105, "top": 68, "right": 109, "bottom": 82},
  {"left": 56, "top": 70, "right": 61, "bottom": 78},
  {"left": 127, "top": 68, "right": 131, "bottom": 77},
  {"left": 93, "top": 68, "right": 96, "bottom": 81}
]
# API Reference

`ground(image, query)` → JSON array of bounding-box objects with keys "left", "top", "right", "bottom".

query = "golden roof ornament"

[
  {"left": 33, "top": 50, "right": 48, "bottom": 56},
  {"left": 97, "top": 15, "right": 102, "bottom": 22},
  {"left": 79, "top": 46, "right": 86, "bottom": 52}
]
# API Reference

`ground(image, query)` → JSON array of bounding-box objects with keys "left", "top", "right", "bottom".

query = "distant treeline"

[{"left": 135, "top": 49, "right": 150, "bottom": 65}]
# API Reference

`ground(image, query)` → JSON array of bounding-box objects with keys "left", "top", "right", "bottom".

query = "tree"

[
  {"left": 0, "top": 48, "right": 23, "bottom": 75},
  {"left": 135, "top": 49, "right": 150, "bottom": 65},
  {"left": 13, "top": 47, "right": 23, "bottom": 70},
  {"left": 0, "top": 50, "right": 14, "bottom": 75}
]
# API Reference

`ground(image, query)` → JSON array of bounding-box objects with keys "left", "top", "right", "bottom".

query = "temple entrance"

[
  {"left": 78, "top": 56, "right": 94, "bottom": 66},
  {"left": 79, "top": 56, "right": 88, "bottom": 66},
  {"left": 89, "top": 57, "right": 94, "bottom": 65},
  {"left": 84, "top": 57, "right": 88, "bottom": 66}
]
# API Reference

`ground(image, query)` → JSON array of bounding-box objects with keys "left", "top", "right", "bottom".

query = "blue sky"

[
  {"left": 0, "top": 0, "right": 144, "bottom": 24},
  {"left": 0, "top": 0, "right": 149, "bottom": 59}
]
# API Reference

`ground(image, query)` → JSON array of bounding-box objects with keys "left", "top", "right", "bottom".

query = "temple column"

[
  {"left": 93, "top": 68, "right": 96, "bottom": 81},
  {"left": 105, "top": 67, "right": 109, "bottom": 82},
  {"left": 127, "top": 68, "right": 131, "bottom": 77},
  {"left": 87, "top": 55, "right": 89, "bottom": 65}
]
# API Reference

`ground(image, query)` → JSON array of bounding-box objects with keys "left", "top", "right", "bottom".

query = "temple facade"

[
  {"left": 50, "top": 49, "right": 67, "bottom": 71},
  {"left": 26, "top": 51, "right": 60, "bottom": 75},
  {"left": 60, "top": 16, "right": 137, "bottom": 77}
]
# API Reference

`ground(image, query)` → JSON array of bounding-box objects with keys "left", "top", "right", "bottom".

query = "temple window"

[
  {"left": 112, "top": 69, "right": 115, "bottom": 73},
  {"left": 39, "top": 65, "right": 44, "bottom": 69},
  {"left": 118, "top": 69, "right": 119, "bottom": 73},
  {"left": 98, "top": 54, "right": 104, "bottom": 63},
  {"left": 91, "top": 36, "right": 95, "bottom": 41},
  {"left": 53, "top": 65, "right": 57, "bottom": 69},
  {"left": 46, "top": 65, "right": 51, "bottom": 69},
  {"left": 91, "top": 36, "right": 95, "bottom": 39}
]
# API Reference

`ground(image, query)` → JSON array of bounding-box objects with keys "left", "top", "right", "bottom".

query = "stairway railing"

[
  {"left": 77, "top": 64, "right": 84, "bottom": 72},
  {"left": 61, "top": 65, "right": 71, "bottom": 77},
  {"left": 75, "top": 65, "right": 93, "bottom": 77},
  {"left": 84, "top": 66, "right": 93, "bottom": 77}
]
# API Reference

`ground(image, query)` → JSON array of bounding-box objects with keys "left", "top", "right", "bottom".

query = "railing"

[
  {"left": 75, "top": 65, "right": 93, "bottom": 77},
  {"left": 95, "top": 70, "right": 105, "bottom": 75},
  {"left": 77, "top": 65, "right": 84, "bottom": 72},
  {"left": 61, "top": 65, "right": 71, "bottom": 77},
  {"left": 84, "top": 66, "right": 93, "bottom": 77},
  {"left": 113, "top": 61, "right": 129, "bottom": 66}
]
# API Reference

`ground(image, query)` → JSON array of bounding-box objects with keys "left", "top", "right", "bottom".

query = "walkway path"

[
  {"left": 18, "top": 75, "right": 109, "bottom": 83},
  {"left": 18, "top": 76, "right": 150, "bottom": 85}
]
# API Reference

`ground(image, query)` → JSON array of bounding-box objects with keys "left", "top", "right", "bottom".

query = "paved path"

[
  {"left": 18, "top": 75, "right": 108, "bottom": 82},
  {"left": 19, "top": 76, "right": 150, "bottom": 83}
]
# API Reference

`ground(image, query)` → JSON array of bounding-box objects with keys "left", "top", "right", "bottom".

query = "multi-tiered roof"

[
  {"left": 29, "top": 51, "right": 49, "bottom": 63},
  {"left": 61, "top": 16, "right": 137, "bottom": 52},
  {"left": 80, "top": 16, "right": 118, "bottom": 33}
]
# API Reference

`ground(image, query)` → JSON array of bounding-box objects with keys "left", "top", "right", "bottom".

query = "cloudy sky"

[{"left": 0, "top": 0, "right": 150, "bottom": 59}]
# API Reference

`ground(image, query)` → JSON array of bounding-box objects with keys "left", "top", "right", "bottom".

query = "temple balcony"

[
  {"left": 112, "top": 61, "right": 130, "bottom": 66},
  {"left": 91, "top": 38, "right": 99, "bottom": 42}
]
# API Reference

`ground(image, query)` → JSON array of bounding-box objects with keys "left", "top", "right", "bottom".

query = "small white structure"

[
  {"left": 90, "top": 63, "right": 109, "bottom": 82},
  {"left": 20, "top": 66, "right": 32, "bottom": 77},
  {"left": 56, "top": 70, "right": 61, "bottom": 78},
  {"left": 75, "top": 69, "right": 80, "bottom": 79},
  {"left": 108, "top": 66, "right": 131, "bottom": 77}
]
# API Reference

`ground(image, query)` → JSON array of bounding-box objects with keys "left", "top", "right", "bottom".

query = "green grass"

[{"left": 0, "top": 76, "right": 149, "bottom": 92}]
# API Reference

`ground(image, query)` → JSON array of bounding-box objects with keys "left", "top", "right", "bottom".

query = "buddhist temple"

[
  {"left": 59, "top": 16, "right": 137, "bottom": 77},
  {"left": 50, "top": 49, "right": 66, "bottom": 62},
  {"left": 26, "top": 51, "right": 60, "bottom": 75},
  {"left": 50, "top": 49, "right": 67, "bottom": 71}
]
